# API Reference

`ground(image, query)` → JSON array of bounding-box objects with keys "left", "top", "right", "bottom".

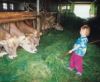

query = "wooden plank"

[
  {"left": 0, "top": 12, "right": 36, "bottom": 18},
  {"left": 0, "top": 17, "right": 36, "bottom": 24},
  {"left": 0, "top": 12, "right": 37, "bottom": 24}
]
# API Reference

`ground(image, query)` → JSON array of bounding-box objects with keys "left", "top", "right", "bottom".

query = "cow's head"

[{"left": 19, "top": 36, "right": 37, "bottom": 53}]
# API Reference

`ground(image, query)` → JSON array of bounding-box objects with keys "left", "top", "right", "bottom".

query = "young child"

[{"left": 68, "top": 25, "right": 90, "bottom": 76}]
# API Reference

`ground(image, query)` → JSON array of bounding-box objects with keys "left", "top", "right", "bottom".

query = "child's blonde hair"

[{"left": 81, "top": 25, "right": 90, "bottom": 36}]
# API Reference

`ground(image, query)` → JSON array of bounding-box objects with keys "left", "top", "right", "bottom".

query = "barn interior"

[{"left": 0, "top": 0, "right": 100, "bottom": 82}]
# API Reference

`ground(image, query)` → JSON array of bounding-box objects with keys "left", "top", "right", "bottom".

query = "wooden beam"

[
  {"left": 0, "top": 17, "right": 36, "bottom": 24},
  {"left": 0, "top": 12, "right": 37, "bottom": 24}
]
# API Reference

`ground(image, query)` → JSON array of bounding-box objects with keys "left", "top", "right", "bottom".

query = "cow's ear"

[{"left": 0, "top": 40, "right": 6, "bottom": 45}]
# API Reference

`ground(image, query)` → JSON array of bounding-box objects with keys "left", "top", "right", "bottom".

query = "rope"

[{"left": 24, "top": 2, "right": 34, "bottom": 11}]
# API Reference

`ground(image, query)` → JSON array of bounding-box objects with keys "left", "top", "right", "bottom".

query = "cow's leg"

[
  {"left": 3, "top": 38, "right": 18, "bottom": 59},
  {"left": 8, "top": 48, "right": 17, "bottom": 59},
  {"left": 0, "top": 45, "right": 7, "bottom": 57}
]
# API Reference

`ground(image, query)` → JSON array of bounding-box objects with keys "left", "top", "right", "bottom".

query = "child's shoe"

[
  {"left": 76, "top": 72, "right": 82, "bottom": 76},
  {"left": 67, "top": 67, "right": 73, "bottom": 71}
]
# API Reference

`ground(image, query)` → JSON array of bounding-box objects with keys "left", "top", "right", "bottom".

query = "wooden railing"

[{"left": 0, "top": 12, "right": 37, "bottom": 24}]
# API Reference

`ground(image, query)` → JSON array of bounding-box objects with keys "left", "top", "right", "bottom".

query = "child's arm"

[
  {"left": 68, "top": 44, "right": 80, "bottom": 54},
  {"left": 68, "top": 37, "right": 88, "bottom": 54}
]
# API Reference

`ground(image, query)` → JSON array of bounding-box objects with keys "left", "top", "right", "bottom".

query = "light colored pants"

[{"left": 70, "top": 52, "right": 83, "bottom": 73}]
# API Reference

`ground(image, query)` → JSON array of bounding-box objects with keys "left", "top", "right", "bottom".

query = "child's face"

[{"left": 80, "top": 28, "right": 88, "bottom": 37}]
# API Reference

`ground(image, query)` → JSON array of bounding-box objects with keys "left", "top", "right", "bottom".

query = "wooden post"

[
  {"left": 57, "top": 3, "right": 60, "bottom": 24},
  {"left": 37, "top": 0, "right": 40, "bottom": 31}
]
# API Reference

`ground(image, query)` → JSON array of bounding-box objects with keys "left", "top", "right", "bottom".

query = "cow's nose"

[
  {"left": 32, "top": 47, "right": 37, "bottom": 51},
  {"left": 31, "top": 48, "right": 37, "bottom": 52}
]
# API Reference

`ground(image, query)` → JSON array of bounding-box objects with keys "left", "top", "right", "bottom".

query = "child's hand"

[{"left": 68, "top": 50, "right": 73, "bottom": 54}]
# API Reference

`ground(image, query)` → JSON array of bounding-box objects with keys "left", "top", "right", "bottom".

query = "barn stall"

[{"left": 0, "top": 0, "right": 100, "bottom": 82}]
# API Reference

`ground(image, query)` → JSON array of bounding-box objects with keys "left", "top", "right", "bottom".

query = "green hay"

[{"left": 0, "top": 28, "right": 100, "bottom": 82}]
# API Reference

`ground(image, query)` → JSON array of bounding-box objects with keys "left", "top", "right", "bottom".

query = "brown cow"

[
  {"left": 3, "top": 22, "right": 38, "bottom": 54},
  {"left": 40, "top": 11, "right": 63, "bottom": 31},
  {"left": 23, "top": 11, "right": 63, "bottom": 32}
]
